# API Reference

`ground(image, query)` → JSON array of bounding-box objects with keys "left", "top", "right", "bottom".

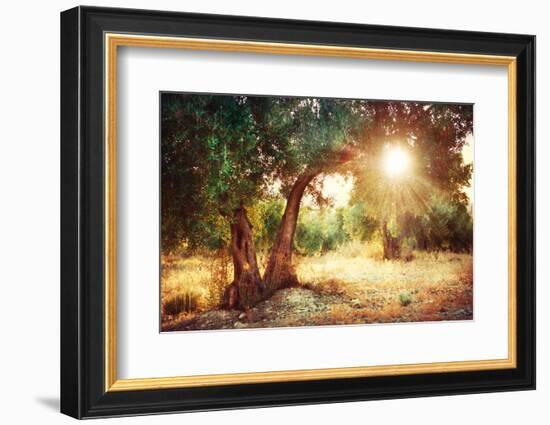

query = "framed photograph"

[{"left": 60, "top": 6, "right": 535, "bottom": 419}]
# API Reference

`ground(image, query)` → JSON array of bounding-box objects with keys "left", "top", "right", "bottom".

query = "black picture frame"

[{"left": 61, "top": 5, "right": 535, "bottom": 419}]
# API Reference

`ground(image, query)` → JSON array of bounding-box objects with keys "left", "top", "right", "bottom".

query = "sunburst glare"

[{"left": 383, "top": 145, "right": 411, "bottom": 178}]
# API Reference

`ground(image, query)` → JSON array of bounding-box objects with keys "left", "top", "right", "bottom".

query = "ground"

[{"left": 161, "top": 250, "right": 473, "bottom": 332}]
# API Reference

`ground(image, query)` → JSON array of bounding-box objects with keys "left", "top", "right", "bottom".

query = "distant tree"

[
  {"left": 294, "top": 208, "right": 326, "bottom": 256},
  {"left": 323, "top": 208, "right": 349, "bottom": 252},
  {"left": 343, "top": 203, "right": 378, "bottom": 243},
  {"left": 249, "top": 199, "right": 285, "bottom": 254},
  {"left": 293, "top": 207, "right": 349, "bottom": 256},
  {"left": 413, "top": 197, "right": 473, "bottom": 252},
  {"left": 348, "top": 102, "right": 473, "bottom": 259}
]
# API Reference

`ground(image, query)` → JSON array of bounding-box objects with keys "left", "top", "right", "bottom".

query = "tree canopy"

[{"left": 161, "top": 94, "right": 361, "bottom": 252}]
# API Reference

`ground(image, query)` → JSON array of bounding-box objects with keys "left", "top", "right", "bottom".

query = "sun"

[{"left": 383, "top": 145, "right": 411, "bottom": 178}]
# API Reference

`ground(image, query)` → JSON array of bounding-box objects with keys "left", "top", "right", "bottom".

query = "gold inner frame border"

[{"left": 104, "top": 33, "right": 517, "bottom": 392}]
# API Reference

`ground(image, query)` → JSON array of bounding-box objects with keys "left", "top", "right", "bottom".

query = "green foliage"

[
  {"left": 161, "top": 94, "right": 289, "bottom": 251},
  {"left": 295, "top": 209, "right": 326, "bottom": 255},
  {"left": 161, "top": 94, "right": 362, "bottom": 252},
  {"left": 342, "top": 203, "right": 378, "bottom": 242},
  {"left": 413, "top": 197, "right": 473, "bottom": 252},
  {"left": 249, "top": 199, "right": 285, "bottom": 253},
  {"left": 295, "top": 208, "right": 350, "bottom": 255},
  {"left": 326, "top": 208, "right": 349, "bottom": 249}
]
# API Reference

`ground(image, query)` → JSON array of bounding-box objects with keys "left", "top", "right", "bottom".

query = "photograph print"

[{"left": 160, "top": 93, "right": 474, "bottom": 332}]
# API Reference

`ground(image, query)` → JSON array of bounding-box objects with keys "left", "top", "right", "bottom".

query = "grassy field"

[{"left": 161, "top": 244, "right": 473, "bottom": 331}]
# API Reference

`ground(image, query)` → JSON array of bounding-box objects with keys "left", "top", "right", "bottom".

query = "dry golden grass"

[
  {"left": 298, "top": 249, "right": 473, "bottom": 324},
  {"left": 161, "top": 244, "right": 473, "bottom": 329},
  {"left": 161, "top": 253, "right": 232, "bottom": 326},
  {"left": 297, "top": 250, "right": 469, "bottom": 288}
]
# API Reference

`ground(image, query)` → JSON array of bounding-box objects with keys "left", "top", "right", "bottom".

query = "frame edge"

[
  {"left": 63, "top": 6, "right": 536, "bottom": 418},
  {"left": 60, "top": 6, "right": 83, "bottom": 420}
]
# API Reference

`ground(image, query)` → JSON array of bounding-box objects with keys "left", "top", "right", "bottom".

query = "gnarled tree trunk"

[
  {"left": 223, "top": 206, "right": 264, "bottom": 309},
  {"left": 263, "top": 172, "right": 317, "bottom": 294},
  {"left": 382, "top": 221, "right": 402, "bottom": 260}
]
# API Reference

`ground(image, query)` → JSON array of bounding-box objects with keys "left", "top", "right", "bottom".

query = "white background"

[
  {"left": 0, "top": 0, "right": 545, "bottom": 424},
  {"left": 118, "top": 47, "right": 508, "bottom": 379}
]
